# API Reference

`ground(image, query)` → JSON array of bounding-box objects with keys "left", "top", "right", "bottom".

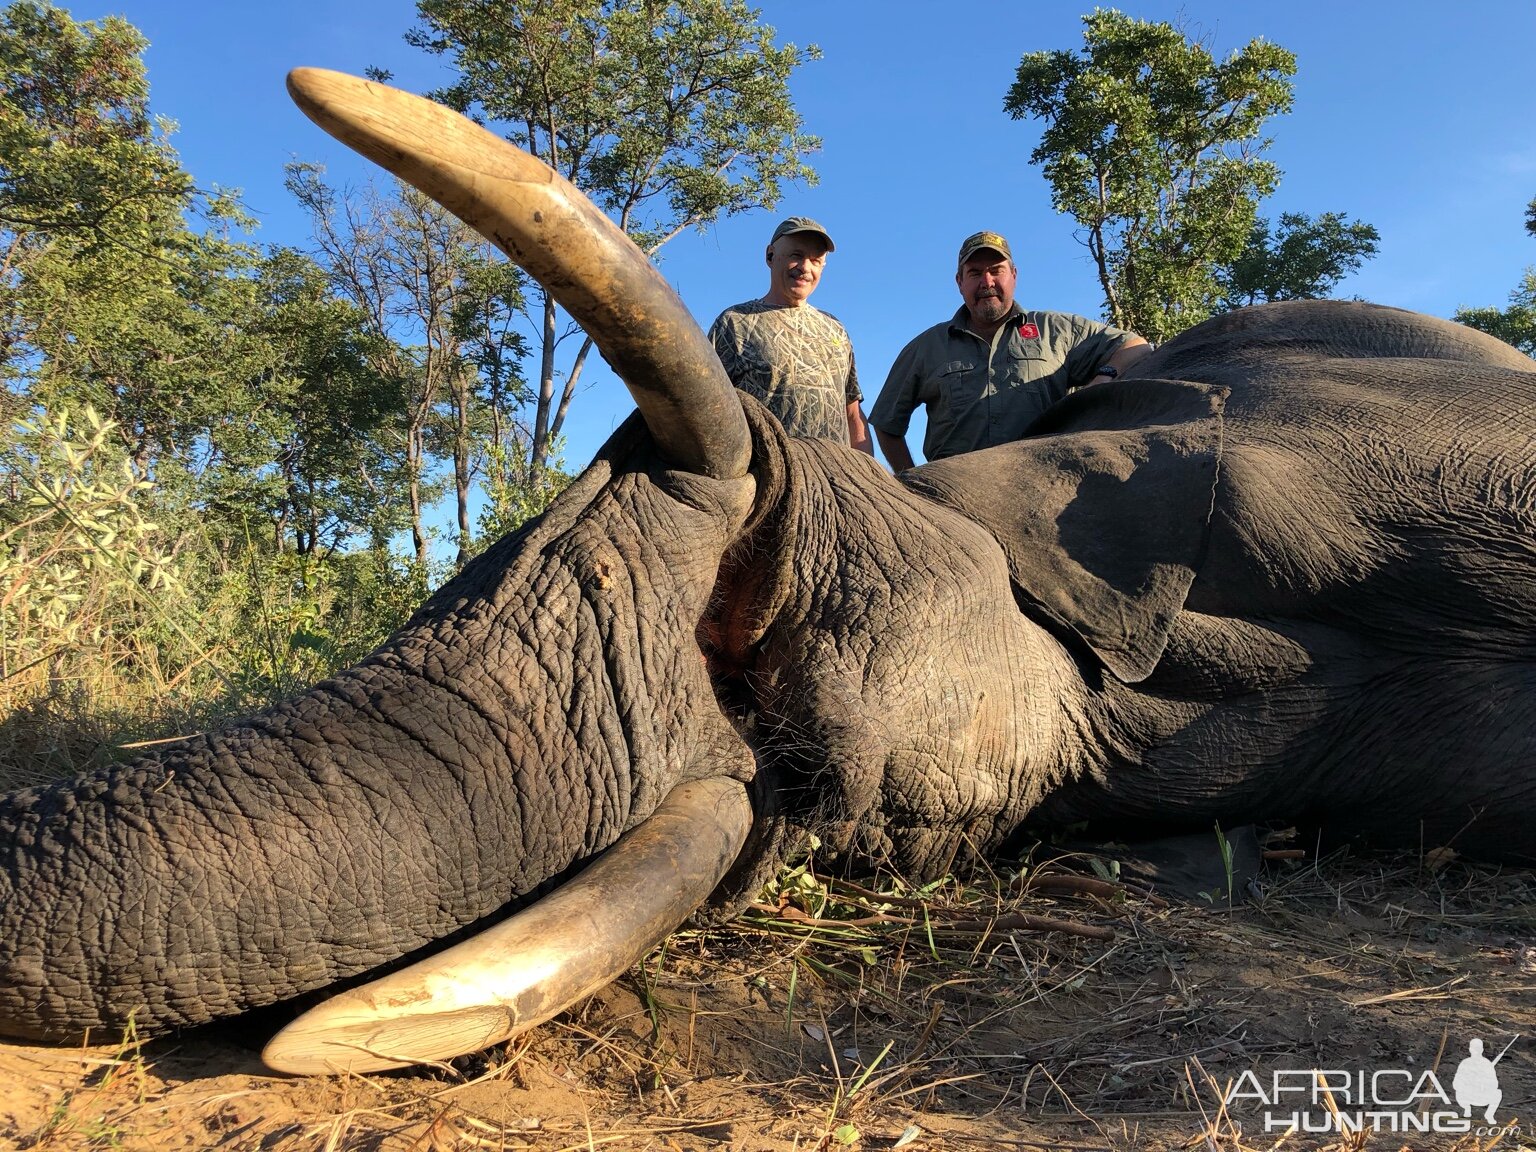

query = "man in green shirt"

[
  {"left": 708, "top": 217, "right": 874, "bottom": 454},
  {"left": 871, "top": 231, "right": 1151, "bottom": 471}
]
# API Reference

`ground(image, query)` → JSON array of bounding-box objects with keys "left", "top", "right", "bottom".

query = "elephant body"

[
  {"left": 716, "top": 301, "right": 1536, "bottom": 876},
  {"left": 0, "top": 72, "right": 1532, "bottom": 1060},
  {"left": 960, "top": 303, "right": 1536, "bottom": 849}
]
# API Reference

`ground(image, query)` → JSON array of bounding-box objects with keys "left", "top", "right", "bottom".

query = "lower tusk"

[{"left": 261, "top": 777, "right": 753, "bottom": 1075}]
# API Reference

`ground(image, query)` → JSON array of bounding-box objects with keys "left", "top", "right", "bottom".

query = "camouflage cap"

[
  {"left": 957, "top": 230, "right": 1012, "bottom": 270},
  {"left": 769, "top": 216, "right": 835, "bottom": 252}
]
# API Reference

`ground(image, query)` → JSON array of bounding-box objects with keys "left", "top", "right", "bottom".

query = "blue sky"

[{"left": 104, "top": 0, "right": 1536, "bottom": 476}]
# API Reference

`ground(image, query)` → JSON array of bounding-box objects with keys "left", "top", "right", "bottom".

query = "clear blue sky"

[{"left": 103, "top": 0, "right": 1536, "bottom": 476}]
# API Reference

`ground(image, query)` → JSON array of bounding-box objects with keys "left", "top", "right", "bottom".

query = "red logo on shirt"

[{"left": 1018, "top": 322, "right": 1040, "bottom": 339}]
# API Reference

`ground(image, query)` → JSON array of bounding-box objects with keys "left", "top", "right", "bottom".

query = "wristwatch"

[{"left": 1093, "top": 364, "right": 1118, "bottom": 380}]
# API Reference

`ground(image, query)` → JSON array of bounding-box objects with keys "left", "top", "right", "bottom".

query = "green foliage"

[
  {"left": 0, "top": 1, "right": 189, "bottom": 248},
  {"left": 476, "top": 438, "right": 568, "bottom": 544},
  {"left": 0, "top": 405, "right": 180, "bottom": 678},
  {"left": 1453, "top": 197, "right": 1536, "bottom": 359},
  {"left": 0, "top": 9, "right": 454, "bottom": 777},
  {"left": 210, "top": 543, "right": 435, "bottom": 704},
  {"left": 0, "top": 403, "right": 432, "bottom": 786},
  {"left": 398, "top": 0, "right": 820, "bottom": 476},
  {"left": 243, "top": 246, "right": 408, "bottom": 555},
  {"left": 1455, "top": 268, "right": 1536, "bottom": 357},
  {"left": 1217, "top": 211, "right": 1380, "bottom": 309},
  {"left": 285, "top": 163, "right": 539, "bottom": 567},
  {"left": 1005, "top": 9, "right": 1296, "bottom": 341}
]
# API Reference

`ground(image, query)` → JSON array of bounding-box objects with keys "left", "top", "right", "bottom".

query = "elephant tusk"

[
  {"left": 285, "top": 67, "right": 751, "bottom": 482},
  {"left": 261, "top": 777, "right": 753, "bottom": 1075}
]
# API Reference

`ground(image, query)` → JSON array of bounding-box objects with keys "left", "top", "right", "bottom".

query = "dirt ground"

[{"left": 1, "top": 846, "right": 1532, "bottom": 1152}]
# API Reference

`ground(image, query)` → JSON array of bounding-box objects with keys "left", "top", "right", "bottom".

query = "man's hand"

[{"left": 876, "top": 428, "right": 916, "bottom": 473}]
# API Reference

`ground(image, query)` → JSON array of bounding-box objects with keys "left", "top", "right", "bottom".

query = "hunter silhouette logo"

[
  {"left": 1453, "top": 1036, "right": 1515, "bottom": 1123},
  {"left": 1223, "top": 1035, "right": 1522, "bottom": 1137}
]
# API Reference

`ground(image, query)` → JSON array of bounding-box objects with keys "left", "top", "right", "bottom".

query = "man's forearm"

[
  {"left": 1103, "top": 337, "right": 1153, "bottom": 377},
  {"left": 846, "top": 403, "right": 875, "bottom": 456},
  {"left": 876, "top": 428, "right": 916, "bottom": 472}
]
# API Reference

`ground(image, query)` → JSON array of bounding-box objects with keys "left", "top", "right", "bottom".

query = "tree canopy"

[
  {"left": 1, "top": 1, "right": 822, "bottom": 748},
  {"left": 1454, "top": 196, "right": 1536, "bottom": 357},
  {"left": 0, "top": 1, "right": 188, "bottom": 248},
  {"left": 1005, "top": 10, "right": 1377, "bottom": 342},
  {"left": 1217, "top": 211, "right": 1380, "bottom": 309},
  {"left": 396, "top": 0, "right": 821, "bottom": 478}
]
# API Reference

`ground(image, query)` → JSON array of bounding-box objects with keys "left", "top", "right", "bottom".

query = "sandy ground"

[{"left": 1, "top": 848, "right": 1533, "bottom": 1152}]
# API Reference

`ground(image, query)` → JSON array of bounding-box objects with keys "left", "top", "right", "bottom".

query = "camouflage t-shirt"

[{"left": 707, "top": 299, "right": 861, "bottom": 441}]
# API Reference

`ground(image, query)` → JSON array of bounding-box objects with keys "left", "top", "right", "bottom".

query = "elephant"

[{"left": 1, "top": 70, "right": 1533, "bottom": 1077}]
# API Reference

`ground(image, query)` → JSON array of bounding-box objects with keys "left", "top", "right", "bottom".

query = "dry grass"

[{"left": 2, "top": 844, "right": 1531, "bottom": 1150}]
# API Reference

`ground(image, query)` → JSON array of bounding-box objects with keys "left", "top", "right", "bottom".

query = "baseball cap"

[
  {"left": 769, "top": 216, "right": 835, "bottom": 252},
  {"left": 957, "top": 230, "right": 1012, "bottom": 270}
]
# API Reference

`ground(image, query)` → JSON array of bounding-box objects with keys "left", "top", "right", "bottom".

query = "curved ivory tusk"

[
  {"left": 262, "top": 777, "right": 753, "bottom": 1075},
  {"left": 286, "top": 67, "right": 750, "bottom": 481}
]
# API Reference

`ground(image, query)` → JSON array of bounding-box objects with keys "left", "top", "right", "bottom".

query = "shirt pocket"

[{"left": 937, "top": 358, "right": 984, "bottom": 407}]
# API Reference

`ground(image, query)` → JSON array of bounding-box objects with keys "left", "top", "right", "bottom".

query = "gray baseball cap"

[
  {"left": 957, "top": 230, "right": 1012, "bottom": 269},
  {"left": 769, "top": 216, "right": 835, "bottom": 252}
]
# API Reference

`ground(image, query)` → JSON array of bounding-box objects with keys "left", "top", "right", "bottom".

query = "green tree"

[
  {"left": 1217, "top": 211, "right": 1380, "bottom": 309},
  {"left": 243, "top": 247, "right": 406, "bottom": 557},
  {"left": 1454, "top": 269, "right": 1536, "bottom": 356},
  {"left": 1004, "top": 10, "right": 1297, "bottom": 341},
  {"left": 0, "top": 0, "right": 193, "bottom": 397},
  {"left": 0, "top": 5, "right": 434, "bottom": 759},
  {"left": 17, "top": 199, "right": 267, "bottom": 481},
  {"left": 287, "top": 164, "right": 530, "bottom": 567},
  {"left": 1453, "top": 198, "right": 1536, "bottom": 358},
  {"left": 0, "top": 2, "right": 187, "bottom": 249},
  {"left": 396, "top": 0, "right": 820, "bottom": 480}
]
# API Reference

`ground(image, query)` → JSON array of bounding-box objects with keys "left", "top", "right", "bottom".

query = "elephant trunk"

[
  {"left": 0, "top": 447, "right": 757, "bottom": 1042},
  {"left": 0, "top": 662, "right": 605, "bottom": 1038}
]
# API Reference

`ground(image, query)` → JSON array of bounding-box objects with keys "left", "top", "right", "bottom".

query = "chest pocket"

[
  {"left": 937, "top": 358, "right": 984, "bottom": 406},
  {"left": 1011, "top": 340, "right": 1046, "bottom": 361}
]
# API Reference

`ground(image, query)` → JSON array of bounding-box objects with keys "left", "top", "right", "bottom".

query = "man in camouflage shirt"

[
  {"left": 708, "top": 217, "right": 873, "bottom": 455},
  {"left": 872, "top": 231, "right": 1151, "bottom": 471}
]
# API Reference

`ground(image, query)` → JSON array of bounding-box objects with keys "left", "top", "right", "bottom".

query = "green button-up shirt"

[{"left": 871, "top": 305, "right": 1132, "bottom": 461}]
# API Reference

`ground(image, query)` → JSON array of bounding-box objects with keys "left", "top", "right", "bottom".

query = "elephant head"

[{"left": 0, "top": 71, "right": 1050, "bottom": 1074}]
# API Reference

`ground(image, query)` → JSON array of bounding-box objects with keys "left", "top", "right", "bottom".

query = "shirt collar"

[{"left": 949, "top": 302, "right": 1026, "bottom": 337}]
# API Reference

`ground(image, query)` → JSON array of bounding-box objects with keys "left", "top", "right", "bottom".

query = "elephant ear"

[{"left": 904, "top": 379, "right": 1228, "bottom": 683}]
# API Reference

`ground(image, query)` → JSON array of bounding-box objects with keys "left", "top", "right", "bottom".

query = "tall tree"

[
  {"left": 244, "top": 247, "right": 405, "bottom": 557},
  {"left": 0, "top": 5, "right": 437, "bottom": 732},
  {"left": 1216, "top": 211, "right": 1380, "bottom": 309},
  {"left": 0, "top": 1, "right": 305, "bottom": 521},
  {"left": 396, "top": 0, "right": 820, "bottom": 480},
  {"left": 286, "top": 164, "right": 527, "bottom": 567},
  {"left": 0, "top": 0, "right": 192, "bottom": 392},
  {"left": 1006, "top": 12, "right": 1304, "bottom": 341},
  {"left": 0, "top": 2, "right": 187, "bottom": 249}
]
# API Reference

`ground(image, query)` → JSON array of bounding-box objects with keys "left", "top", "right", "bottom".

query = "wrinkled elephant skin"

[{"left": 0, "top": 72, "right": 1533, "bottom": 1070}]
